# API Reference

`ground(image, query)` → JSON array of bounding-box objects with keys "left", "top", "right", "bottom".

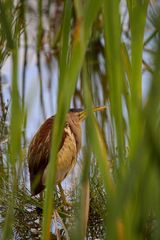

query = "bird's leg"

[{"left": 58, "top": 183, "right": 72, "bottom": 207}]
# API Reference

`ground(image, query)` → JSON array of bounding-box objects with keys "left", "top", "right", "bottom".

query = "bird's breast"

[
  {"left": 56, "top": 125, "right": 77, "bottom": 183},
  {"left": 42, "top": 125, "right": 78, "bottom": 185}
]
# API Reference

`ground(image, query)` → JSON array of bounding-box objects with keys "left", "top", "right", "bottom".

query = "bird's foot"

[{"left": 58, "top": 183, "right": 73, "bottom": 208}]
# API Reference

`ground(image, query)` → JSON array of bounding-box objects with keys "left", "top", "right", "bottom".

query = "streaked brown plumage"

[{"left": 28, "top": 107, "right": 106, "bottom": 197}]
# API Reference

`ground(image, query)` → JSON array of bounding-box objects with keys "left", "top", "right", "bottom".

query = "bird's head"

[
  {"left": 68, "top": 106, "right": 106, "bottom": 122},
  {"left": 66, "top": 106, "right": 106, "bottom": 152}
]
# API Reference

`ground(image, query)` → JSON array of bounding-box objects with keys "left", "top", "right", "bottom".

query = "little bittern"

[{"left": 28, "top": 106, "right": 106, "bottom": 200}]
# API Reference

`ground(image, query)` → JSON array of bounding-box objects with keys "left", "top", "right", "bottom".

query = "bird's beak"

[{"left": 79, "top": 106, "right": 106, "bottom": 121}]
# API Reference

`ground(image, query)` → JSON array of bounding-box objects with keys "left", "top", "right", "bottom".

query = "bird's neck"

[{"left": 68, "top": 122, "right": 82, "bottom": 153}]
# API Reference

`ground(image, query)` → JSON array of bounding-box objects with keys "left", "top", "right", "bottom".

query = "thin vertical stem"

[
  {"left": 22, "top": 33, "right": 27, "bottom": 110},
  {"left": 37, "top": 0, "right": 46, "bottom": 119},
  {"left": 0, "top": 72, "right": 5, "bottom": 120}
]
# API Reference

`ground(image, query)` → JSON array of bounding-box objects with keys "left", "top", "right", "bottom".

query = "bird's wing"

[
  {"left": 28, "top": 116, "right": 68, "bottom": 195},
  {"left": 28, "top": 116, "right": 54, "bottom": 194}
]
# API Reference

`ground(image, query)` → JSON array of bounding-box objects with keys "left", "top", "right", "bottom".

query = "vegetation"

[{"left": 0, "top": 0, "right": 160, "bottom": 239}]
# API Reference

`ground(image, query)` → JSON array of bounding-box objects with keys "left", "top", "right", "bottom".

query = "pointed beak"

[{"left": 79, "top": 106, "right": 106, "bottom": 121}]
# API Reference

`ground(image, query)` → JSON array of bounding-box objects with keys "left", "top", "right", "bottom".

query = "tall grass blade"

[
  {"left": 42, "top": 1, "right": 102, "bottom": 239},
  {"left": 103, "top": 0, "right": 125, "bottom": 168},
  {"left": 126, "top": 0, "right": 149, "bottom": 152}
]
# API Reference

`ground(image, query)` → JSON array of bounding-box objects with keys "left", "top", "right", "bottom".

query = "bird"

[{"left": 28, "top": 106, "right": 106, "bottom": 204}]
